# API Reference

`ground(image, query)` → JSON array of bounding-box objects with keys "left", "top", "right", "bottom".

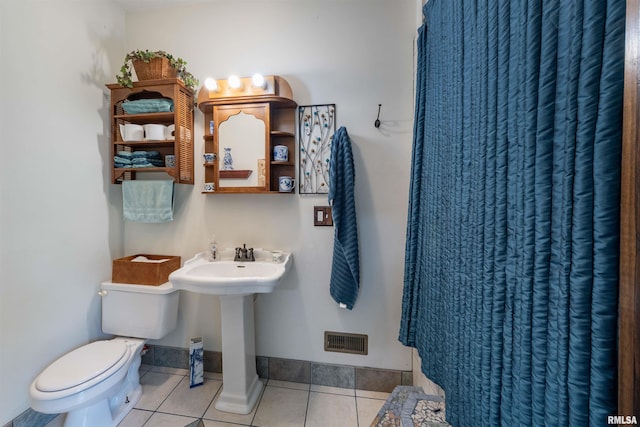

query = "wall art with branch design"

[{"left": 298, "top": 104, "right": 336, "bottom": 194}]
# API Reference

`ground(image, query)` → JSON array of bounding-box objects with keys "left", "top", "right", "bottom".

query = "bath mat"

[{"left": 371, "top": 386, "right": 450, "bottom": 427}]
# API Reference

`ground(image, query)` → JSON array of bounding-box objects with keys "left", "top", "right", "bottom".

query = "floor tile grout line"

[
  {"left": 265, "top": 381, "right": 391, "bottom": 400},
  {"left": 356, "top": 395, "right": 387, "bottom": 401},
  {"left": 138, "top": 371, "right": 188, "bottom": 426},
  {"left": 265, "top": 384, "right": 310, "bottom": 392},
  {"left": 196, "top": 378, "right": 223, "bottom": 420},
  {"left": 200, "top": 379, "right": 265, "bottom": 426},
  {"left": 249, "top": 379, "right": 267, "bottom": 426},
  {"left": 124, "top": 371, "right": 386, "bottom": 426},
  {"left": 247, "top": 381, "right": 266, "bottom": 426},
  {"left": 309, "top": 388, "right": 357, "bottom": 398},
  {"left": 200, "top": 379, "right": 223, "bottom": 423},
  {"left": 302, "top": 386, "right": 311, "bottom": 427}
]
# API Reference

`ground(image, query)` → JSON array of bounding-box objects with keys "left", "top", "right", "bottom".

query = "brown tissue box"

[{"left": 112, "top": 254, "right": 181, "bottom": 286}]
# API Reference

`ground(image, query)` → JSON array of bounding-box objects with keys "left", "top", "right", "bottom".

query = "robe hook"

[{"left": 375, "top": 104, "right": 382, "bottom": 128}]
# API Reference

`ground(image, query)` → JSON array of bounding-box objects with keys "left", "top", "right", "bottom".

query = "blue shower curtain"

[{"left": 399, "top": 1, "right": 625, "bottom": 426}]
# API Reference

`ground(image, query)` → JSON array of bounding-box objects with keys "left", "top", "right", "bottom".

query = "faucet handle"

[{"left": 248, "top": 248, "right": 255, "bottom": 261}]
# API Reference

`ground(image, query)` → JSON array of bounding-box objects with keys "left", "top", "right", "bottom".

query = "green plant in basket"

[{"left": 116, "top": 49, "right": 199, "bottom": 92}]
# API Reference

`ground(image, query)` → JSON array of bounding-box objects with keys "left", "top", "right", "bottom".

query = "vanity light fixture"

[
  {"left": 204, "top": 77, "right": 218, "bottom": 92},
  {"left": 198, "top": 75, "right": 292, "bottom": 104},
  {"left": 251, "top": 73, "right": 266, "bottom": 89},
  {"left": 228, "top": 75, "right": 242, "bottom": 90}
]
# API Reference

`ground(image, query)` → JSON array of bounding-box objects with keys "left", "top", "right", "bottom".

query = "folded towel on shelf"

[
  {"left": 328, "top": 126, "right": 360, "bottom": 310},
  {"left": 132, "top": 162, "right": 155, "bottom": 168},
  {"left": 114, "top": 156, "right": 132, "bottom": 165},
  {"left": 121, "top": 98, "right": 174, "bottom": 114},
  {"left": 125, "top": 152, "right": 164, "bottom": 168},
  {"left": 117, "top": 151, "right": 134, "bottom": 159},
  {"left": 115, "top": 153, "right": 132, "bottom": 168},
  {"left": 122, "top": 179, "right": 174, "bottom": 223}
]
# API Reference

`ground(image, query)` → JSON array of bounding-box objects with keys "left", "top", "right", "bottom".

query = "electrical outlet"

[{"left": 314, "top": 206, "right": 333, "bottom": 226}]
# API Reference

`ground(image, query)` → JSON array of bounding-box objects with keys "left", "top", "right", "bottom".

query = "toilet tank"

[{"left": 100, "top": 281, "right": 179, "bottom": 339}]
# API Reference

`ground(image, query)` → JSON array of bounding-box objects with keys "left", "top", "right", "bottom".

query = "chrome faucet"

[{"left": 234, "top": 244, "right": 255, "bottom": 262}]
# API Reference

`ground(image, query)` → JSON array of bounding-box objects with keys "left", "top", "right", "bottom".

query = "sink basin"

[
  {"left": 169, "top": 248, "right": 293, "bottom": 415},
  {"left": 169, "top": 250, "right": 292, "bottom": 295}
]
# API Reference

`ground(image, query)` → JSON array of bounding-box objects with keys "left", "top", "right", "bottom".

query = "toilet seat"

[{"left": 35, "top": 340, "right": 129, "bottom": 394}]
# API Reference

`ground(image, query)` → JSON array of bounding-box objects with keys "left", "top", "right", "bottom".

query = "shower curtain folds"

[{"left": 399, "top": 1, "right": 625, "bottom": 426}]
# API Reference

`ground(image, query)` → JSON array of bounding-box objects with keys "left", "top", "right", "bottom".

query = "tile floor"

[{"left": 45, "top": 364, "right": 388, "bottom": 427}]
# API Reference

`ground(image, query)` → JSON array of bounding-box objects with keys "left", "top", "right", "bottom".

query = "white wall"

[
  {"left": 0, "top": 0, "right": 418, "bottom": 423},
  {"left": 123, "top": 0, "right": 417, "bottom": 370},
  {"left": 0, "top": 0, "right": 125, "bottom": 423},
  {"left": 413, "top": 349, "right": 444, "bottom": 397}
]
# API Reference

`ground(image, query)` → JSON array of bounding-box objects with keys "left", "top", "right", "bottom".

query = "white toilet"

[{"left": 29, "top": 281, "right": 179, "bottom": 427}]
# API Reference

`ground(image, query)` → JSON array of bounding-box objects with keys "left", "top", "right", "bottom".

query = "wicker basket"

[
  {"left": 133, "top": 57, "right": 177, "bottom": 81},
  {"left": 112, "top": 254, "right": 181, "bottom": 286}
]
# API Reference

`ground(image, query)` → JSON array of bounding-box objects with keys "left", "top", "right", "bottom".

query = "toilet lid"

[{"left": 35, "top": 340, "right": 128, "bottom": 392}]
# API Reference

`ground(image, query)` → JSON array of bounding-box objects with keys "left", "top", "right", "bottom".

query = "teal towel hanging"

[
  {"left": 122, "top": 179, "right": 174, "bottom": 223},
  {"left": 328, "top": 126, "right": 359, "bottom": 310}
]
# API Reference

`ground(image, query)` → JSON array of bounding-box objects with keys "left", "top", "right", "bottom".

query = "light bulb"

[
  {"left": 252, "top": 73, "right": 266, "bottom": 89},
  {"left": 204, "top": 77, "right": 218, "bottom": 91},
  {"left": 228, "top": 75, "right": 242, "bottom": 89}
]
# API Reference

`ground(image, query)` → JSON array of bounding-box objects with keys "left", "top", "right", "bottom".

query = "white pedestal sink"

[{"left": 169, "top": 249, "right": 292, "bottom": 414}]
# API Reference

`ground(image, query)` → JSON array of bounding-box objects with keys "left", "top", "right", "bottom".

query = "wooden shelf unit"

[
  {"left": 107, "top": 78, "right": 194, "bottom": 184},
  {"left": 268, "top": 122, "right": 296, "bottom": 192},
  {"left": 197, "top": 76, "right": 297, "bottom": 194}
]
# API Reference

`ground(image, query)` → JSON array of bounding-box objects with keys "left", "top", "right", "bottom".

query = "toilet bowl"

[
  {"left": 30, "top": 338, "right": 144, "bottom": 427},
  {"left": 29, "top": 281, "right": 179, "bottom": 427}
]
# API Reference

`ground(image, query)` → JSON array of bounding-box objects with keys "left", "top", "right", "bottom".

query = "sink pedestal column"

[{"left": 215, "top": 294, "right": 263, "bottom": 414}]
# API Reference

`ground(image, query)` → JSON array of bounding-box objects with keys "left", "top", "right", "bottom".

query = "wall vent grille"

[{"left": 324, "top": 331, "right": 368, "bottom": 355}]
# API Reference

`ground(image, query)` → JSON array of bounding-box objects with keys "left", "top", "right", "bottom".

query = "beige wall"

[
  {"left": 123, "top": 0, "right": 417, "bottom": 371},
  {"left": 413, "top": 349, "right": 445, "bottom": 397},
  {"left": 0, "top": 0, "right": 126, "bottom": 423},
  {"left": 0, "top": 0, "right": 422, "bottom": 423}
]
